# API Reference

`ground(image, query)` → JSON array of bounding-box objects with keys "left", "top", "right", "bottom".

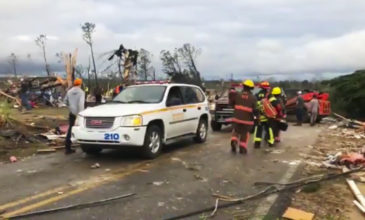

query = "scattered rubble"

[
  {"left": 291, "top": 114, "right": 365, "bottom": 219},
  {"left": 9, "top": 156, "right": 17, "bottom": 163},
  {"left": 152, "top": 181, "right": 165, "bottom": 186},
  {"left": 91, "top": 163, "right": 100, "bottom": 169}
]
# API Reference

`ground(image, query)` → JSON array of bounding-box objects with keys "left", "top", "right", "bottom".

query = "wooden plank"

[
  {"left": 37, "top": 148, "right": 56, "bottom": 154},
  {"left": 346, "top": 179, "right": 365, "bottom": 209},
  {"left": 354, "top": 200, "right": 365, "bottom": 213},
  {"left": 282, "top": 207, "right": 314, "bottom": 220}
]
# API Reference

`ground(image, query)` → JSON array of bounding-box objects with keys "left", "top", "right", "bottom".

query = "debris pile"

[
  {"left": 0, "top": 77, "right": 67, "bottom": 110},
  {"left": 291, "top": 114, "right": 365, "bottom": 219}
]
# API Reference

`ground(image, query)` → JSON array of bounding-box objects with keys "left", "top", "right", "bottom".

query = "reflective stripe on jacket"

[{"left": 232, "top": 91, "right": 257, "bottom": 125}]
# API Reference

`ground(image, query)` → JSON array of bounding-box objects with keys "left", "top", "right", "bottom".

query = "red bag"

[{"left": 262, "top": 98, "right": 277, "bottom": 118}]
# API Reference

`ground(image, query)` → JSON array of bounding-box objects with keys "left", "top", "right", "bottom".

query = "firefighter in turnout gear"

[
  {"left": 269, "top": 87, "right": 284, "bottom": 143},
  {"left": 253, "top": 81, "right": 275, "bottom": 148},
  {"left": 231, "top": 79, "right": 257, "bottom": 154}
]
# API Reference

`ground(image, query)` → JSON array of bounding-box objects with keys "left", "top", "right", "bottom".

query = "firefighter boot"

[
  {"left": 231, "top": 140, "right": 237, "bottom": 153},
  {"left": 239, "top": 147, "right": 247, "bottom": 154}
]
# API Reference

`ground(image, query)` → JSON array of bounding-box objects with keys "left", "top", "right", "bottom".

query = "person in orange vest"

[
  {"left": 113, "top": 84, "right": 124, "bottom": 98},
  {"left": 230, "top": 79, "right": 257, "bottom": 154}
]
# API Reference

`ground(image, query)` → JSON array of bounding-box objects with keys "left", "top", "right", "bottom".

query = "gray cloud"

[{"left": 1, "top": 0, "right": 365, "bottom": 79}]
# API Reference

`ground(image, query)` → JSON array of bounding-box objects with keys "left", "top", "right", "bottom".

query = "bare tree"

[
  {"left": 160, "top": 43, "right": 202, "bottom": 86},
  {"left": 82, "top": 22, "right": 98, "bottom": 87},
  {"left": 177, "top": 43, "right": 202, "bottom": 84},
  {"left": 160, "top": 49, "right": 183, "bottom": 76},
  {"left": 35, "top": 34, "right": 51, "bottom": 76},
  {"left": 8, "top": 53, "right": 17, "bottom": 77},
  {"left": 137, "top": 49, "right": 153, "bottom": 80}
]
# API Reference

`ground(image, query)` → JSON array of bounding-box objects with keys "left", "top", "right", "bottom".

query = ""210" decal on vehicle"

[{"left": 104, "top": 133, "right": 120, "bottom": 140}]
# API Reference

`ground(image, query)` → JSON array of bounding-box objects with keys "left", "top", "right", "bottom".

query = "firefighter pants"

[
  {"left": 270, "top": 119, "right": 281, "bottom": 142},
  {"left": 231, "top": 124, "right": 251, "bottom": 149},
  {"left": 253, "top": 121, "right": 274, "bottom": 145}
]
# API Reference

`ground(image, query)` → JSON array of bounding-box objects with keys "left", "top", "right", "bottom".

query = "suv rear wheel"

[
  {"left": 81, "top": 144, "right": 102, "bottom": 155},
  {"left": 142, "top": 125, "right": 162, "bottom": 159},
  {"left": 194, "top": 118, "right": 208, "bottom": 143}
]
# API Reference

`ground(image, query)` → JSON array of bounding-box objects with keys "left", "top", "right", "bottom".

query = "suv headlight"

[
  {"left": 209, "top": 103, "right": 216, "bottom": 111},
  {"left": 121, "top": 115, "right": 143, "bottom": 127},
  {"left": 75, "top": 115, "right": 84, "bottom": 126}
]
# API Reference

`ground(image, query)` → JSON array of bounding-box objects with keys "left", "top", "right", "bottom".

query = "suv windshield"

[{"left": 112, "top": 86, "right": 166, "bottom": 104}]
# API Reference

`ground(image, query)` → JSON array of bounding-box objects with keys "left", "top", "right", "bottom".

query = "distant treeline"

[{"left": 323, "top": 70, "right": 365, "bottom": 119}]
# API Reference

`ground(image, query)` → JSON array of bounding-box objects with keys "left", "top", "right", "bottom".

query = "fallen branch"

[
  {"left": 254, "top": 174, "right": 324, "bottom": 187},
  {"left": 164, "top": 167, "right": 365, "bottom": 220},
  {"left": 333, "top": 112, "right": 364, "bottom": 126},
  {"left": 0, "top": 90, "right": 21, "bottom": 106},
  {"left": 7, "top": 193, "right": 135, "bottom": 219}
]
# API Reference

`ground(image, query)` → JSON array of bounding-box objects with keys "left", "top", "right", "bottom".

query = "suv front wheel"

[
  {"left": 142, "top": 125, "right": 162, "bottom": 159},
  {"left": 194, "top": 118, "right": 208, "bottom": 143},
  {"left": 81, "top": 144, "right": 102, "bottom": 155}
]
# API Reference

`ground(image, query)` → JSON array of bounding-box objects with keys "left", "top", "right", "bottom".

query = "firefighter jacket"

[
  {"left": 269, "top": 95, "right": 284, "bottom": 119},
  {"left": 232, "top": 91, "right": 257, "bottom": 126},
  {"left": 256, "top": 89, "right": 269, "bottom": 122}
]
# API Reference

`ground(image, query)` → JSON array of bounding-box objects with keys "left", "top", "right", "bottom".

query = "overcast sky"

[{"left": 1, "top": 0, "right": 365, "bottom": 80}]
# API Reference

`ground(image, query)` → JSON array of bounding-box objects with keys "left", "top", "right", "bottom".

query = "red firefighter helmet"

[{"left": 259, "top": 81, "right": 270, "bottom": 89}]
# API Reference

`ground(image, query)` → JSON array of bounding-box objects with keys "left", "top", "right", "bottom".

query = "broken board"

[{"left": 283, "top": 207, "right": 314, "bottom": 220}]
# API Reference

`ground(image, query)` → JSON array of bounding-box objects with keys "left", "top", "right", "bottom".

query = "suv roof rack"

[{"left": 133, "top": 80, "right": 171, "bottom": 85}]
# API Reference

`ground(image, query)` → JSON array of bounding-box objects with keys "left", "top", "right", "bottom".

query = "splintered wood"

[{"left": 282, "top": 207, "right": 314, "bottom": 220}]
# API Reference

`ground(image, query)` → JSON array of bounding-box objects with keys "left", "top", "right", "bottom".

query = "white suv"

[{"left": 71, "top": 83, "right": 209, "bottom": 158}]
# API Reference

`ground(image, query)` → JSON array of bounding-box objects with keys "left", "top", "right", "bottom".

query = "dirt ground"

[
  {"left": 290, "top": 126, "right": 365, "bottom": 220},
  {"left": 0, "top": 107, "right": 68, "bottom": 163}
]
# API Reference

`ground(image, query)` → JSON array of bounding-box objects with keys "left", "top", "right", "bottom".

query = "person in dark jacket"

[
  {"left": 295, "top": 91, "right": 304, "bottom": 126},
  {"left": 230, "top": 79, "right": 257, "bottom": 154},
  {"left": 19, "top": 78, "right": 31, "bottom": 111}
]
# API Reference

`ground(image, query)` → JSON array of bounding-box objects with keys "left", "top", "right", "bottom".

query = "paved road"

[{"left": 0, "top": 124, "right": 321, "bottom": 219}]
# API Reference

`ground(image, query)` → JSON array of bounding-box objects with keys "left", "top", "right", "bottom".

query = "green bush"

[{"left": 327, "top": 70, "right": 365, "bottom": 119}]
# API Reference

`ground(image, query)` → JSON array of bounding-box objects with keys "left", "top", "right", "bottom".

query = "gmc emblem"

[{"left": 90, "top": 120, "right": 103, "bottom": 125}]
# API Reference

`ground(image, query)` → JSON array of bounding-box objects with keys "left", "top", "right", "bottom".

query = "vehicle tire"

[
  {"left": 81, "top": 144, "right": 102, "bottom": 155},
  {"left": 142, "top": 125, "right": 162, "bottom": 159},
  {"left": 211, "top": 120, "right": 222, "bottom": 131},
  {"left": 195, "top": 118, "right": 208, "bottom": 143}
]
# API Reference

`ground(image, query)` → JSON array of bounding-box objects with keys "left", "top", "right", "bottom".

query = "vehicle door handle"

[
  {"left": 183, "top": 109, "right": 187, "bottom": 112},
  {"left": 197, "top": 106, "right": 201, "bottom": 110}
]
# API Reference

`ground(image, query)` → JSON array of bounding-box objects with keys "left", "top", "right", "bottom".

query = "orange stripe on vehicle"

[
  {"left": 234, "top": 105, "right": 253, "bottom": 112},
  {"left": 232, "top": 118, "right": 254, "bottom": 125},
  {"left": 141, "top": 104, "right": 204, "bottom": 115}
]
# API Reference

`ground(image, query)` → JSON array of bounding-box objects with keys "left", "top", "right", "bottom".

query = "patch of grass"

[
  {"left": 301, "top": 183, "right": 321, "bottom": 193},
  {"left": 0, "top": 101, "right": 12, "bottom": 127}
]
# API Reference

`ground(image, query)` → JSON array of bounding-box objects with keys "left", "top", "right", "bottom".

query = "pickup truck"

[{"left": 285, "top": 89, "right": 331, "bottom": 122}]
